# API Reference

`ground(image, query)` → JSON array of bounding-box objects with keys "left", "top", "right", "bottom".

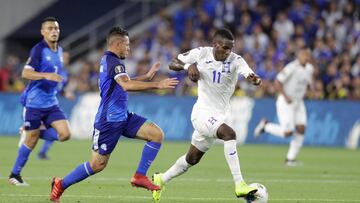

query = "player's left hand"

[
  {"left": 247, "top": 73, "right": 262, "bottom": 86},
  {"left": 188, "top": 64, "right": 200, "bottom": 82},
  {"left": 146, "top": 61, "right": 161, "bottom": 80}
]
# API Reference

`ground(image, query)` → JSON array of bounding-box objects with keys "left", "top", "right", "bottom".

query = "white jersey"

[
  {"left": 276, "top": 60, "right": 313, "bottom": 100},
  {"left": 178, "top": 47, "right": 254, "bottom": 113}
]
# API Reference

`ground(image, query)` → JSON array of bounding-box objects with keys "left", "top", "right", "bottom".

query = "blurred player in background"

[
  {"left": 152, "top": 28, "right": 262, "bottom": 202},
  {"left": 8, "top": 17, "right": 71, "bottom": 186},
  {"left": 254, "top": 48, "right": 314, "bottom": 166},
  {"left": 18, "top": 51, "right": 74, "bottom": 160},
  {"left": 50, "top": 26, "right": 179, "bottom": 202}
]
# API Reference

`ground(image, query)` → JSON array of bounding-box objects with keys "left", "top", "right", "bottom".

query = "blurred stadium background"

[{"left": 0, "top": 0, "right": 359, "bottom": 202}]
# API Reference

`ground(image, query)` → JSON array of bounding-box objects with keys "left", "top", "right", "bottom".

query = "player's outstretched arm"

[
  {"left": 115, "top": 75, "right": 178, "bottom": 91},
  {"left": 246, "top": 73, "right": 262, "bottom": 86},
  {"left": 169, "top": 58, "right": 185, "bottom": 71},
  {"left": 132, "top": 61, "right": 160, "bottom": 81},
  {"left": 169, "top": 58, "right": 199, "bottom": 82},
  {"left": 22, "top": 68, "right": 63, "bottom": 82}
]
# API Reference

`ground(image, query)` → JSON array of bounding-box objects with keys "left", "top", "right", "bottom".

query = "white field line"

[
  {"left": 0, "top": 176, "right": 359, "bottom": 184},
  {"left": 1, "top": 194, "right": 360, "bottom": 202}
]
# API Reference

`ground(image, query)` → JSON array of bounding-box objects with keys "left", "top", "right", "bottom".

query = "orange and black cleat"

[{"left": 50, "top": 177, "right": 64, "bottom": 202}]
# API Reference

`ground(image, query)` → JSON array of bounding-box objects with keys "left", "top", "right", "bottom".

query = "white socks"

[
  {"left": 264, "top": 123, "right": 286, "bottom": 137},
  {"left": 162, "top": 155, "right": 191, "bottom": 183},
  {"left": 286, "top": 133, "right": 304, "bottom": 160},
  {"left": 224, "top": 140, "right": 243, "bottom": 185},
  {"left": 162, "top": 140, "right": 245, "bottom": 185}
]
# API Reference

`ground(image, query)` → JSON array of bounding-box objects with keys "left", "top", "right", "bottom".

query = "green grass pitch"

[{"left": 0, "top": 136, "right": 359, "bottom": 203}]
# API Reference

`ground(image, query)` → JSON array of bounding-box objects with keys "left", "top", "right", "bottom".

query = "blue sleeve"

[
  {"left": 26, "top": 45, "right": 42, "bottom": 71},
  {"left": 107, "top": 57, "right": 126, "bottom": 79}
]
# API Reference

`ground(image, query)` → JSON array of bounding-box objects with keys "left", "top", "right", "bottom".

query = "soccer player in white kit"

[
  {"left": 254, "top": 48, "right": 313, "bottom": 166},
  {"left": 152, "top": 28, "right": 262, "bottom": 202}
]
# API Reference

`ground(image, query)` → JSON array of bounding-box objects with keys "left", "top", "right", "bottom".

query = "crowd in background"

[{"left": 1, "top": 0, "right": 360, "bottom": 100}]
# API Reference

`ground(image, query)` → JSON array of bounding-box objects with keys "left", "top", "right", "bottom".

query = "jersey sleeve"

[
  {"left": 276, "top": 62, "right": 296, "bottom": 83},
  {"left": 25, "top": 46, "right": 42, "bottom": 71},
  {"left": 235, "top": 56, "right": 254, "bottom": 77},
  {"left": 177, "top": 47, "right": 203, "bottom": 64},
  {"left": 107, "top": 57, "right": 128, "bottom": 80}
]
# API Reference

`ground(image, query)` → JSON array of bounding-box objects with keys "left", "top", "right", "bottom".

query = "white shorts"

[
  {"left": 276, "top": 95, "right": 307, "bottom": 132},
  {"left": 190, "top": 108, "right": 225, "bottom": 152}
]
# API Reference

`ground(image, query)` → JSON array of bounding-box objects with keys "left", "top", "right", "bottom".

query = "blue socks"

[
  {"left": 136, "top": 141, "right": 161, "bottom": 175},
  {"left": 39, "top": 140, "right": 54, "bottom": 156},
  {"left": 11, "top": 144, "right": 32, "bottom": 175},
  {"left": 62, "top": 162, "right": 94, "bottom": 189},
  {"left": 39, "top": 128, "right": 58, "bottom": 141}
]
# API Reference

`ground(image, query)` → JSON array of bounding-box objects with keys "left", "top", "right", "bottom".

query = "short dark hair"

[
  {"left": 213, "top": 28, "right": 234, "bottom": 41},
  {"left": 107, "top": 26, "right": 129, "bottom": 43},
  {"left": 42, "top": 16, "right": 57, "bottom": 24}
]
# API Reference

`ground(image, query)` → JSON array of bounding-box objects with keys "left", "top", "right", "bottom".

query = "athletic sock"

[
  {"left": 136, "top": 141, "right": 161, "bottom": 175},
  {"left": 11, "top": 144, "right": 32, "bottom": 175},
  {"left": 286, "top": 133, "right": 304, "bottom": 161},
  {"left": 62, "top": 162, "right": 94, "bottom": 189},
  {"left": 224, "top": 140, "right": 243, "bottom": 184},
  {"left": 39, "top": 128, "right": 59, "bottom": 141},
  {"left": 264, "top": 123, "right": 286, "bottom": 138},
  {"left": 39, "top": 140, "right": 54, "bottom": 156},
  {"left": 162, "top": 155, "right": 191, "bottom": 183}
]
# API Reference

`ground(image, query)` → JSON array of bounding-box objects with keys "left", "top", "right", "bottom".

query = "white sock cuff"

[{"left": 224, "top": 139, "right": 237, "bottom": 147}]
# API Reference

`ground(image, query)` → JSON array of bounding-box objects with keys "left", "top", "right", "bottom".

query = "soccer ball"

[{"left": 244, "top": 183, "right": 268, "bottom": 203}]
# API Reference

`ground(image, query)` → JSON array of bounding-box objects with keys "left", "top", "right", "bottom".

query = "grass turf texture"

[{"left": 0, "top": 136, "right": 359, "bottom": 203}]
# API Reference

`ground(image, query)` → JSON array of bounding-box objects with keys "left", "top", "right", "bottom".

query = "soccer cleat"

[
  {"left": 50, "top": 177, "right": 64, "bottom": 202},
  {"left": 254, "top": 119, "right": 267, "bottom": 138},
  {"left": 131, "top": 173, "right": 160, "bottom": 191},
  {"left": 8, "top": 173, "right": 29, "bottom": 186},
  {"left": 285, "top": 159, "right": 303, "bottom": 167},
  {"left": 235, "top": 181, "right": 257, "bottom": 198},
  {"left": 38, "top": 152, "right": 50, "bottom": 160},
  {"left": 152, "top": 173, "right": 165, "bottom": 202}
]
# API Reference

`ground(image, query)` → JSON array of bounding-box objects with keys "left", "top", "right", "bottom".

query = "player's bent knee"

[
  {"left": 90, "top": 160, "right": 107, "bottom": 173},
  {"left": 148, "top": 127, "right": 164, "bottom": 142},
  {"left": 295, "top": 126, "right": 305, "bottom": 134},
  {"left": 217, "top": 124, "right": 236, "bottom": 141},
  {"left": 58, "top": 131, "right": 71, "bottom": 141},
  {"left": 284, "top": 131, "right": 293, "bottom": 137}
]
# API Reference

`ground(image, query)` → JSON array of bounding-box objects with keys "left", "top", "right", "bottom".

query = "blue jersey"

[
  {"left": 95, "top": 51, "right": 128, "bottom": 123},
  {"left": 20, "top": 67, "right": 68, "bottom": 107},
  {"left": 23, "top": 40, "right": 64, "bottom": 108}
]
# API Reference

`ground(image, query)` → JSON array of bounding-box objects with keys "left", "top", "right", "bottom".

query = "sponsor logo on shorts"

[
  {"left": 208, "top": 117, "right": 217, "bottom": 125},
  {"left": 101, "top": 143, "right": 107, "bottom": 151}
]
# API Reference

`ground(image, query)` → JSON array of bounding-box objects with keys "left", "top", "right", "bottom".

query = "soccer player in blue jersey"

[
  {"left": 8, "top": 17, "right": 71, "bottom": 186},
  {"left": 18, "top": 51, "right": 73, "bottom": 160},
  {"left": 50, "top": 26, "right": 179, "bottom": 202}
]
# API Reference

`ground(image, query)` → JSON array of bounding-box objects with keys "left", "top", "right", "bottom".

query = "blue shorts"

[
  {"left": 24, "top": 105, "right": 67, "bottom": 130},
  {"left": 92, "top": 112, "right": 147, "bottom": 155}
]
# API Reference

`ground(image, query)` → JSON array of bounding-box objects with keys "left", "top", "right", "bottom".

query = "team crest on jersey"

[
  {"left": 101, "top": 144, "right": 107, "bottom": 151},
  {"left": 26, "top": 57, "right": 31, "bottom": 65},
  {"left": 222, "top": 62, "right": 231, "bottom": 73},
  {"left": 115, "top": 65, "right": 125, "bottom": 74},
  {"left": 46, "top": 56, "right": 51, "bottom": 61}
]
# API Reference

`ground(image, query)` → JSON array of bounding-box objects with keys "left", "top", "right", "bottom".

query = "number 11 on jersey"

[{"left": 212, "top": 71, "right": 221, "bottom": 83}]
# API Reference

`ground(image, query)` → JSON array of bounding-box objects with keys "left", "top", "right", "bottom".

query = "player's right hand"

[
  {"left": 188, "top": 64, "right": 200, "bottom": 82},
  {"left": 158, "top": 77, "right": 179, "bottom": 89},
  {"left": 44, "top": 73, "right": 63, "bottom": 82}
]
